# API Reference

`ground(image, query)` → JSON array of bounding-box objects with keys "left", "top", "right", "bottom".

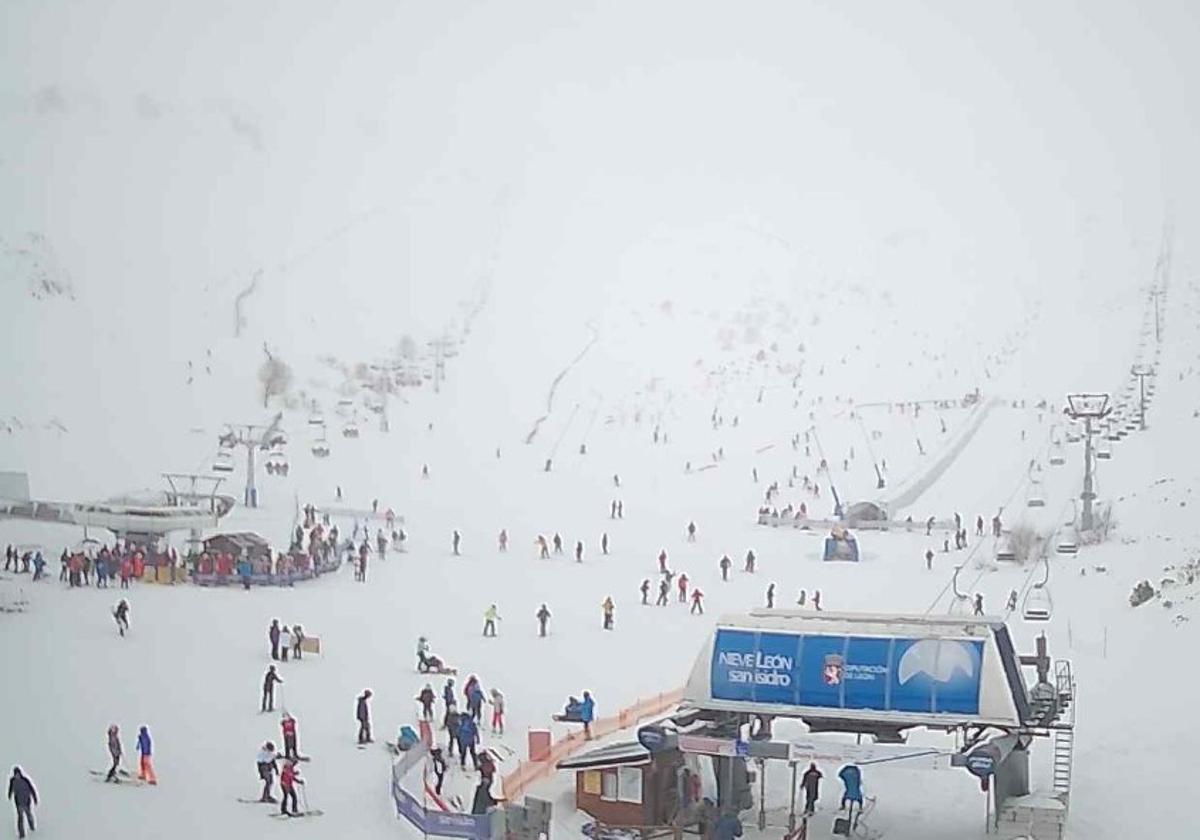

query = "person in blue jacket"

[
  {"left": 467, "top": 683, "right": 485, "bottom": 723},
  {"left": 838, "top": 764, "right": 862, "bottom": 811},
  {"left": 443, "top": 678, "right": 457, "bottom": 711},
  {"left": 237, "top": 558, "right": 253, "bottom": 590},
  {"left": 457, "top": 713, "right": 479, "bottom": 769},
  {"left": 580, "top": 691, "right": 595, "bottom": 739},
  {"left": 714, "top": 811, "right": 743, "bottom": 840}
]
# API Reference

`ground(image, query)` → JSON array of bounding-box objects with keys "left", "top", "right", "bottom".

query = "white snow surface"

[{"left": 3, "top": 2, "right": 1200, "bottom": 839}]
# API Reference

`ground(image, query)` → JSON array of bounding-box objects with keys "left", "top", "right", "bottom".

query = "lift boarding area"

[{"left": 640, "top": 611, "right": 1075, "bottom": 839}]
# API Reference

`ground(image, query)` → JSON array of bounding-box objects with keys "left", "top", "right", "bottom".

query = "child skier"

[
  {"left": 489, "top": 688, "right": 505, "bottom": 734},
  {"left": 136, "top": 725, "right": 157, "bottom": 784},
  {"left": 113, "top": 599, "right": 130, "bottom": 637}
]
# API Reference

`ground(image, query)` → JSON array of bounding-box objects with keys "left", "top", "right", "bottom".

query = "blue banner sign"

[{"left": 710, "top": 629, "right": 983, "bottom": 716}]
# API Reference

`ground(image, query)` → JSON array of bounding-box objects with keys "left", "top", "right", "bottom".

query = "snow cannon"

[{"left": 823, "top": 526, "right": 860, "bottom": 562}]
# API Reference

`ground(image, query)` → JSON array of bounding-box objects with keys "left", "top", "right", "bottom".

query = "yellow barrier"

[{"left": 500, "top": 688, "right": 684, "bottom": 801}]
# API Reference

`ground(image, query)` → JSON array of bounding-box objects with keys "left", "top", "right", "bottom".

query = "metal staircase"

[
  {"left": 1052, "top": 728, "right": 1074, "bottom": 797},
  {"left": 1051, "top": 660, "right": 1076, "bottom": 801}
]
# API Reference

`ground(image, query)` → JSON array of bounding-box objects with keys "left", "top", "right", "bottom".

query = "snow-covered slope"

[{"left": 3, "top": 2, "right": 1200, "bottom": 839}]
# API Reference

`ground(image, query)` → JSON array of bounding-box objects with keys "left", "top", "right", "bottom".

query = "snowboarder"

[
  {"left": 457, "top": 713, "right": 479, "bottom": 769},
  {"left": 580, "top": 691, "right": 595, "bottom": 739},
  {"left": 104, "top": 724, "right": 123, "bottom": 782},
  {"left": 925, "top": 548, "right": 934, "bottom": 570},
  {"left": 766, "top": 583, "right": 775, "bottom": 609},
  {"left": 281, "top": 714, "right": 300, "bottom": 761},
  {"left": 536, "top": 604, "right": 551, "bottom": 637},
  {"left": 575, "top": 540, "right": 584, "bottom": 563},
  {"left": 113, "top": 599, "right": 130, "bottom": 637},
  {"left": 973, "top": 593, "right": 984, "bottom": 616},
  {"left": 677, "top": 573, "right": 689, "bottom": 603},
  {"left": 279, "top": 624, "right": 292, "bottom": 662},
  {"left": 279, "top": 759, "right": 304, "bottom": 817},
  {"left": 601, "top": 533, "right": 609, "bottom": 554},
  {"left": 7, "top": 767, "right": 37, "bottom": 839},
  {"left": 483, "top": 604, "right": 501, "bottom": 637},
  {"left": 744, "top": 550, "right": 756, "bottom": 573},
  {"left": 356, "top": 689, "right": 373, "bottom": 744},
  {"left": 719, "top": 554, "right": 731, "bottom": 581},
  {"left": 498, "top": 530, "right": 508, "bottom": 552},
  {"left": 256, "top": 742, "right": 280, "bottom": 802},
  {"left": 407, "top": 680, "right": 434, "bottom": 720},
  {"left": 136, "top": 725, "right": 157, "bottom": 784},
  {"left": 656, "top": 579, "right": 669, "bottom": 606},
  {"left": 801, "top": 763, "right": 822, "bottom": 815},
  {"left": 262, "top": 665, "right": 283, "bottom": 712},
  {"left": 453, "top": 530, "right": 461, "bottom": 556},
  {"left": 687, "top": 521, "right": 697, "bottom": 542},
  {"left": 690, "top": 589, "right": 704, "bottom": 615},
  {"left": 489, "top": 688, "right": 506, "bottom": 734},
  {"left": 640, "top": 579, "right": 650, "bottom": 605},
  {"left": 601, "top": 596, "right": 615, "bottom": 630}
]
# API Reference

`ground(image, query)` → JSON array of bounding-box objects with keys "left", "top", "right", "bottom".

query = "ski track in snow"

[{"left": 524, "top": 324, "right": 600, "bottom": 445}]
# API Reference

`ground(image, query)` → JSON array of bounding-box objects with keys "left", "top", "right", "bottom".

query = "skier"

[
  {"left": 601, "top": 533, "right": 609, "bottom": 555},
  {"left": 279, "top": 624, "right": 291, "bottom": 662},
  {"left": 1007, "top": 589, "right": 1019, "bottom": 611},
  {"left": 973, "top": 593, "right": 984, "bottom": 616},
  {"left": 489, "top": 688, "right": 505, "bottom": 734},
  {"left": 677, "top": 573, "right": 689, "bottom": 603},
  {"left": 444, "top": 703, "right": 461, "bottom": 757},
  {"left": 281, "top": 714, "right": 300, "bottom": 761},
  {"left": 656, "top": 579, "right": 669, "bottom": 606},
  {"left": 537, "top": 535, "right": 550, "bottom": 560},
  {"left": 813, "top": 590, "right": 822, "bottom": 611},
  {"left": 796, "top": 589, "right": 806, "bottom": 607},
  {"left": 136, "top": 725, "right": 157, "bottom": 784},
  {"left": 690, "top": 589, "right": 704, "bottom": 615},
  {"left": 453, "top": 530, "right": 461, "bottom": 556},
  {"left": 262, "top": 666, "right": 283, "bottom": 712},
  {"left": 442, "top": 678, "right": 456, "bottom": 711},
  {"left": 766, "top": 583, "right": 775, "bottom": 609},
  {"left": 430, "top": 747, "right": 447, "bottom": 795},
  {"left": 992, "top": 514, "right": 1003, "bottom": 538},
  {"left": 925, "top": 515, "right": 935, "bottom": 536},
  {"left": 553, "top": 534, "right": 563, "bottom": 555},
  {"left": 536, "top": 604, "right": 551, "bottom": 637},
  {"left": 418, "top": 684, "right": 436, "bottom": 719},
  {"left": 975, "top": 515, "right": 984, "bottom": 537},
  {"left": 925, "top": 548, "right": 934, "bottom": 570},
  {"left": 457, "top": 713, "right": 479, "bottom": 769},
  {"left": 498, "top": 530, "right": 508, "bottom": 552},
  {"left": 617, "top": 501, "right": 624, "bottom": 518},
  {"left": 687, "top": 521, "right": 697, "bottom": 542},
  {"left": 279, "top": 759, "right": 304, "bottom": 817},
  {"left": 744, "top": 550, "right": 756, "bottom": 573},
  {"left": 610, "top": 500, "right": 617, "bottom": 519},
  {"left": 292, "top": 624, "right": 305, "bottom": 660},
  {"left": 601, "top": 596, "right": 615, "bottom": 630},
  {"left": 719, "top": 554, "right": 731, "bottom": 581},
  {"left": 658, "top": 549, "right": 668, "bottom": 574},
  {"left": 580, "top": 691, "right": 595, "bottom": 739},
  {"left": 801, "top": 763, "right": 822, "bottom": 815},
  {"left": 356, "top": 689, "right": 373, "bottom": 744},
  {"left": 640, "top": 579, "right": 650, "bottom": 605},
  {"left": 467, "top": 681, "right": 485, "bottom": 724},
  {"left": 7, "top": 767, "right": 37, "bottom": 840},
  {"left": 483, "top": 604, "right": 501, "bottom": 637},
  {"left": 113, "top": 599, "right": 130, "bottom": 637},
  {"left": 256, "top": 742, "right": 280, "bottom": 802},
  {"left": 104, "top": 724, "right": 123, "bottom": 782}
]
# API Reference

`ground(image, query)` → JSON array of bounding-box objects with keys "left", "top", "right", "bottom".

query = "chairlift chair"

[
  {"left": 1096, "top": 445, "right": 1112, "bottom": 460},
  {"left": 1056, "top": 529, "right": 1079, "bottom": 555},
  {"left": 342, "top": 421, "right": 360, "bottom": 439},
  {"left": 308, "top": 410, "right": 324, "bottom": 426},
  {"left": 1022, "top": 585, "right": 1053, "bottom": 621},
  {"left": 336, "top": 398, "right": 355, "bottom": 417},
  {"left": 212, "top": 451, "right": 234, "bottom": 473}
]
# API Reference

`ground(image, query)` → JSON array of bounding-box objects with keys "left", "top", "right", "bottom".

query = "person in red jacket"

[
  {"left": 690, "top": 589, "right": 704, "bottom": 615},
  {"left": 677, "top": 573, "right": 689, "bottom": 603},
  {"left": 281, "top": 714, "right": 301, "bottom": 761},
  {"left": 120, "top": 558, "right": 132, "bottom": 589},
  {"left": 279, "top": 760, "right": 303, "bottom": 816}
]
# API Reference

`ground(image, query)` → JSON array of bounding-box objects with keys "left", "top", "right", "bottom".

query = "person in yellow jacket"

[
  {"left": 601, "top": 597, "right": 615, "bottom": 630},
  {"left": 482, "top": 604, "right": 501, "bottom": 637}
]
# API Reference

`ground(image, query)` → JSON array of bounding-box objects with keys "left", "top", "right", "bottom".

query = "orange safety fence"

[{"left": 501, "top": 688, "right": 685, "bottom": 801}]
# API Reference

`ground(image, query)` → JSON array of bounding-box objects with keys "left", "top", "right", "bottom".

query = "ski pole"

[{"left": 301, "top": 784, "right": 312, "bottom": 814}]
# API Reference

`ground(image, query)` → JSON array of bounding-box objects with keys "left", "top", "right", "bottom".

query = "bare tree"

[{"left": 258, "top": 347, "right": 293, "bottom": 407}]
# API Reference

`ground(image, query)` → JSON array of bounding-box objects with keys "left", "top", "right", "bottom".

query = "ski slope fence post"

[{"left": 500, "top": 689, "right": 685, "bottom": 802}]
